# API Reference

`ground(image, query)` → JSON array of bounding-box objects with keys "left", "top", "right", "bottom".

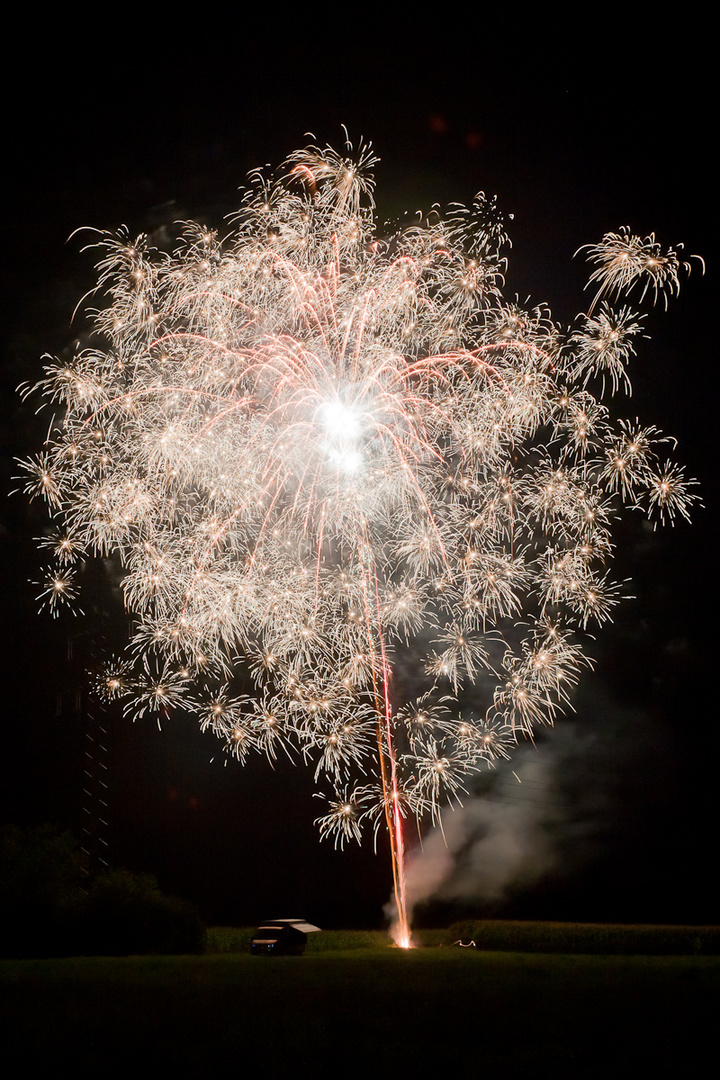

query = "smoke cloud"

[
  {"left": 402, "top": 744, "right": 560, "bottom": 919},
  {"left": 394, "top": 678, "right": 662, "bottom": 923}
]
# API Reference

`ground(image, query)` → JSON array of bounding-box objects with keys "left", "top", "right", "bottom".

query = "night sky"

[{"left": 1, "top": 21, "right": 715, "bottom": 929}]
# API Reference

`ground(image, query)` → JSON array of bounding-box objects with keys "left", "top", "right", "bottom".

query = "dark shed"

[{"left": 251, "top": 918, "right": 321, "bottom": 955}]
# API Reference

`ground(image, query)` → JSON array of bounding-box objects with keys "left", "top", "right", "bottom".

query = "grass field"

[{"left": 2, "top": 934, "right": 718, "bottom": 1076}]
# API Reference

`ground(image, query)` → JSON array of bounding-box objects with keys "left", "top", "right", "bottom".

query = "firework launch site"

[{"left": 2, "top": 926, "right": 717, "bottom": 1073}]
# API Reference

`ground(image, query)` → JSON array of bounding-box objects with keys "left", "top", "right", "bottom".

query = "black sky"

[{"left": 1, "top": 21, "right": 716, "bottom": 928}]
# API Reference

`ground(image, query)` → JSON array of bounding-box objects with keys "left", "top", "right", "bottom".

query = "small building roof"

[{"left": 259, "top": 918, "right": 321, "bottom": 934}]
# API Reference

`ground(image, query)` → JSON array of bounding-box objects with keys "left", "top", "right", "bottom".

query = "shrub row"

[
  {"left": 206, "top": 923, "right": 720, "bottom": 956},
  {"left": 445, "top": 919, "right": 720, "bottom": 955}
]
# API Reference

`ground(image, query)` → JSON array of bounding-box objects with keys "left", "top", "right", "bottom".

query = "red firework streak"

[{"left": 367, "top": 557, "right": 412, "bottom": 948}]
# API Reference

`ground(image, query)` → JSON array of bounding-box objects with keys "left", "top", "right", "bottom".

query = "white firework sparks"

[{"left": 18, "top": 137, "right": 699, "bottom": 886}]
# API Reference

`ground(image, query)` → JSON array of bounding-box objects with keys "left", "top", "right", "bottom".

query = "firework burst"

[{"left": 18, "top": 137, "right": 699, "bottom": 944}]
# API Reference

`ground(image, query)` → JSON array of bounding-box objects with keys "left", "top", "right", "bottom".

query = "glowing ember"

[{"left": 18, "top": 137, "right": 699, "bottom": 946}]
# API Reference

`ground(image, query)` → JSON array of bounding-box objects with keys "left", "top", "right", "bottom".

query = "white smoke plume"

[
  {"left": 395, "top": 681, "right": 658, "bottom": 924},
  {"left": 402, "top": 744, "right": 560, "bottom": 919}
]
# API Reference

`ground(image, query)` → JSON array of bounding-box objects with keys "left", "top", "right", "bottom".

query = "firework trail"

[{"left": 18, "top": 137, "right": 699, "bottom": 945}]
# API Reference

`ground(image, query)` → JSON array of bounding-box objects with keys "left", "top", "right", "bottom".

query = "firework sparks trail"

[{"left": 18, "top": 138, "right": 699, "bottom": 946}]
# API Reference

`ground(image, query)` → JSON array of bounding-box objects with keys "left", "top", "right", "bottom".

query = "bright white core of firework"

[{"left": 319, "top": 399, "right": 363, "bottom": 475}]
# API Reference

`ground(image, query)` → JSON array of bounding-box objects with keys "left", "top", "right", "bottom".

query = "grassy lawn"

[{"left": 2, "top": 944, "right": 718, "bottom": 1075}]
